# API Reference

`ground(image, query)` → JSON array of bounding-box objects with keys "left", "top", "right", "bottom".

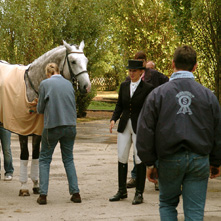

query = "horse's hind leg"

[
  {"left": 31, "top": 135, "right": 41, "bottom": 194},
  {"left": 18, "top": 135, "right": 30, "bottom": 196}
]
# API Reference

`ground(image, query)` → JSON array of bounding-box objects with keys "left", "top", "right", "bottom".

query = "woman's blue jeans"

[
  {"left": 0, "top": 127, "right": 14, "bottom": 176},
  {"left": 158, "top": 150, "right": 210, "bottom": 221},
  {"left": 39, "top": 126, "right": 79, "bottom": 195}
]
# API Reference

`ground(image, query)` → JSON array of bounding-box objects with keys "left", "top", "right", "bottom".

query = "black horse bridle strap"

[{"left": 61, "top": 51, "right": 88, "bottom": 81}]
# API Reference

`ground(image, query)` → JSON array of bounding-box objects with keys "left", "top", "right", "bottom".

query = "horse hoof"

[
  {"left": 19, "top": 189, "right": 30, "bottom": 196},
  {"left": 33, "top": 187, "right": 40, "bottom": 194}
]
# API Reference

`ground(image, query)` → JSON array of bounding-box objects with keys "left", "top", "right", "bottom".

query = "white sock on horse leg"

[
  {"left": 21, "top": 182, "right": 28, "bottom": 190},
  {"left": 30, "top": 159, "right": 39, "bottom": 184},
  {"left": 19, "top": 160, "right": 28, "bottom": 184}
]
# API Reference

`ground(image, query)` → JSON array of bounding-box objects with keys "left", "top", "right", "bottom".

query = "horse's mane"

[
  {"left": 31, "top": 45, "right": 65, "bottom": 66},
  {"left": 31, "top": 43, "right": 80, "bottom": 66}
]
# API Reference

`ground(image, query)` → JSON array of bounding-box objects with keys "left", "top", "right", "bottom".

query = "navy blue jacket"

[{"left": 136, "top": 77, "right": 221, "bottom": 167}]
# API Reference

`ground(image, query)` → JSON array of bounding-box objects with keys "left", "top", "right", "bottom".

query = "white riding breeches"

[{"left": 117, "top": 119, "right": 141, "bottom": 164}]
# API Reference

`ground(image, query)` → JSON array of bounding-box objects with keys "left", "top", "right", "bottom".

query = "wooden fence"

[{"left": 91, "top": 77, "right": 117, "bottom": 91}]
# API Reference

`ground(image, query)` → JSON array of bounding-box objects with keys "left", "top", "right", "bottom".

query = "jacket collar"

[
  {"left": 170, "top": 71, "right": 195, "bottom": 81},
  {"left": 131, "top": 80, "right": 143, "bottom": 98},
  {"left": 51, "top": 74, "right": 62, "bottom": 78}
]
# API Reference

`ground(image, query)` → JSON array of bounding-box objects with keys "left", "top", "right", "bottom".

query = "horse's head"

[{"left": 62, "top": 40, "right": 91, "bottom": 93}]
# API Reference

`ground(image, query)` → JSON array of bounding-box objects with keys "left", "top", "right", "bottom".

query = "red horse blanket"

[{"left": 0, "top": 62, "right": 43, "bottom": 135}]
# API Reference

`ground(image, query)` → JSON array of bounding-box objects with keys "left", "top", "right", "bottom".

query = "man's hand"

[
  {"left": 110, "top": 120, "right": 115, "bottom": 133},
  {"left": 147, "top": 167, "right": 158, "bottom": 184},
  {"left": 210, "top": 166, "right": 220, "bottom": 179}
]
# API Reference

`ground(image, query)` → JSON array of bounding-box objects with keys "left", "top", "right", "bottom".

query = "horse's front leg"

[
  {"left": 31, "top": 135, "right": 41, "bottom": 194},
  {"left": 18, "top": 135, "right": 30, "bottom": 196}
]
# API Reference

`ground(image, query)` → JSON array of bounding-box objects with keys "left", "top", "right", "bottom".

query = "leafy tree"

[
  {"left": 0, "top": 0, "right": 55, "bottom": 64},
  {"left": 102, "top": 0, "right": 180, "bottom": 77},
  {"left": 0, "top": 0, "right": 102, "bottom": 115},
  {"left": 1, "top": 0, "right": 219, "bottom": 111},
  {"left": 166, "top": 0, "right": 221, "bottom": 103}
]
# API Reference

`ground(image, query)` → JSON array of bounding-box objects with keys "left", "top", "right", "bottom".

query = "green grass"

[{"left": 87, "top": 101, "right": 116, "bottom": 111}]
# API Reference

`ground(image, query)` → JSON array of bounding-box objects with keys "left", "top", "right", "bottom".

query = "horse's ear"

[
  {"left": 63, "top": 40, "right": 72, "bottom": 52},
  {"left": 79, "top": 40, "right": 85, "bottom": 51}
]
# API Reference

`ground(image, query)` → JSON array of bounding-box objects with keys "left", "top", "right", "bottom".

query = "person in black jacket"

[
  {"left": 136, "top": 45, "right": 221, "bottom": 220},
  {"left": 109, "top": 60, "right": 153, "bottom": 205},
  {"left": 126, "top": 51, "right": 169, "bottom": 190},
  {"left": 146, "top": 60, "right": 155, "bottom": 69}
]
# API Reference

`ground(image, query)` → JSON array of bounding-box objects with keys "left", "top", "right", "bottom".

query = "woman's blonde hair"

[{"left": 45, "top": 63, "right": 60, "bottom": 77}]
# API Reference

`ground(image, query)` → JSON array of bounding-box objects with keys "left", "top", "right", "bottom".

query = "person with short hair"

[
  {"left": 146, "top": 60, "right": 155, "bottom": 69},
  {"left": 135, "top": 51, "right": 168, "bottom": 88},
  {"left": 37, "top": 63, "right": 81, "bottom": 205},
  {"left": 0, "top": 123, "right": 14, "bottom": 181},
  {"left": 109, "top": 60, "right": 153, "bottom": 205},
  {"left": 136, "top": 45, "right": 221, "bottom": 220}
]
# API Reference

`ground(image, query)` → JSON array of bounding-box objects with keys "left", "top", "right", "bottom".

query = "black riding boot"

[
  {"left": 109, "top": 162, "right": 128, "bottom": 202},
  {"left": 132, "top": 163, "right": 146, "bottom": 205}
]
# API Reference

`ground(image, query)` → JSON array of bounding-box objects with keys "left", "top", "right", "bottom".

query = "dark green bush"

[{"left": 74, "top": 85, "right": 97, "bottom": 118}]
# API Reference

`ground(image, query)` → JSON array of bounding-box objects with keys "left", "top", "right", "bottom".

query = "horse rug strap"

[
  {"left": 0, "top": 62, "right": 44, "bottom": 135},
  {"left": 25, "top": 68, "right": 39, "bottom": 96}
]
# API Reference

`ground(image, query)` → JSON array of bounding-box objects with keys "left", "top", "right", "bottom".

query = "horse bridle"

[
  {"left": 61, "top": 51, "right": 88, "bottom": 83},
  {"left": 25, "top": 50, "right": 88, "bottom": 96}
]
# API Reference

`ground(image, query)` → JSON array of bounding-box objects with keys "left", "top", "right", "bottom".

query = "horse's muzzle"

[{"left": 86, "top": 83, "right": 91, "bottom": 93}]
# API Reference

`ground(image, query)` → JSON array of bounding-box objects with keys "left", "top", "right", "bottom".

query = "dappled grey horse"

[{"left": 0, "top": 41, "right": 91, "bottom": 196}]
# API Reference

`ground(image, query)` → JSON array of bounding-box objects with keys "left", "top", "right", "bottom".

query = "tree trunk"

[{"left": 218, "top": 69, "right": 221, "bottom": 105}]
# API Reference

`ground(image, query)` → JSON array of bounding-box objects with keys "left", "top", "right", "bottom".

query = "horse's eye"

[{"left": 71, "top": 61, "right": 76, "bottom": 65}]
